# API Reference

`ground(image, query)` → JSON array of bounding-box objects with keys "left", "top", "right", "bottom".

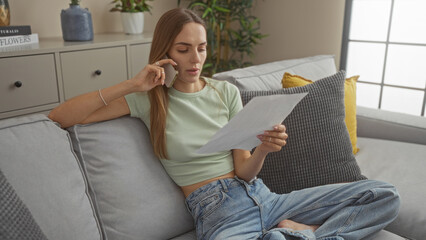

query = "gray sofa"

[{"left": 1, "top": 56, "right": 425, "bottom": 240}]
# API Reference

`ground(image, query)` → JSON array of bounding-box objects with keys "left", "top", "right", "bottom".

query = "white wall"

[
  {"left": 8, "top": 0, "right": 345, "bottom": 67},
  {"left": 8, "top": 0, "right": 178, "bottom": 38},
  {"left": 252, "top": 0, "right": 345, "bottom": 67}
]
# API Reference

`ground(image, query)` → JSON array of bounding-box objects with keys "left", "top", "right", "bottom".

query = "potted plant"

[
  {"left": 179, "top": 0, "right": 267, "bottom": 76},
  {"left": 110, "top": 0, "right": 153, "bottom": 34},
  {"left": 61, "top": 0, "right": 94, "bottom": 41}
]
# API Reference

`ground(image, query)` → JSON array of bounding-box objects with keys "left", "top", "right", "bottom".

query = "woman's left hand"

[{"left": 256, "top": 124, "right": 288, "bottom": 153}]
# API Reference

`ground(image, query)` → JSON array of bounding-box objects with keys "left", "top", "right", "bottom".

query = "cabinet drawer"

[
  {"left": 61, "top": 46, "right": 127, "bottom": 100},
  {"left": 0, "top": 54, "right": 58, "bottom": 113},
  {"left": 130, "top": 43, "right": 151, "bottom": 77}
]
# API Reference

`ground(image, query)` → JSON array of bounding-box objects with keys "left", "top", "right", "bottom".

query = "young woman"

[{"left": 49, "top": 8, "right": 400, "bottom": 240}]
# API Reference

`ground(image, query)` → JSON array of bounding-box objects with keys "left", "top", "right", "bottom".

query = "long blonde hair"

[{"left": 148, "top": 8, "right": 206, "bottom": 159}]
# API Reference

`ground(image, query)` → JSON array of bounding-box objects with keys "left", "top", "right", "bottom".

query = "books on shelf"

[
  {"left": 0, "top": 40, "right": 40, "bottom": 52},
  {"left": 0, "top": 33, "right": 39, "bottom": 49},
  {"left": 0, "top": 25, "right": 38, "bottom": 51},
  {"left": 0, "top": 25, "right": 32, "bottom": 37}
]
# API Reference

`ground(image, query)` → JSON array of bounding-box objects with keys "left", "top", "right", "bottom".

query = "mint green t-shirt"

[{"left": 124, "top": 77, "right": 243, "bottom": 186}]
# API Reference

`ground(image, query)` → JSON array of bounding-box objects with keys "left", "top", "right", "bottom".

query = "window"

[{"left": 340, "top": 0, "right": 426, "bottom": 117}]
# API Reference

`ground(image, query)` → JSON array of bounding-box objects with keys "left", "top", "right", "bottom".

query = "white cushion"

[
  {"left": 213, "top": 55, "right": 337, "bottom": 90},
  {"left": 68, "top": 116, "right": 194, "bottom": 240},
  {"left": 0, "top": 114, "right": 102, "bottom": 240}
]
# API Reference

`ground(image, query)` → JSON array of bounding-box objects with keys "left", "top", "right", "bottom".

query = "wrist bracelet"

[{"left": 98, "top": 89, "right": 108, "bottom": 106}]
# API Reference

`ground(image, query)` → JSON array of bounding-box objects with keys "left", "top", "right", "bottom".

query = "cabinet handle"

[
  {"left": 94, "top": 70, "right": 102, "bottom": 76},
  {"left": 14, "top": 81, "right": 23, "bottom": 88}
]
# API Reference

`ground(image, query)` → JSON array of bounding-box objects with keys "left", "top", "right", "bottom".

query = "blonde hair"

[{"left": 148, "top": 8, "right": 206, "bottom": 159}]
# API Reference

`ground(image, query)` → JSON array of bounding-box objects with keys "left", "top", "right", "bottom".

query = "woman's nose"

[{"left": 190, "top": 51, "right": 201, "bottom": 63}]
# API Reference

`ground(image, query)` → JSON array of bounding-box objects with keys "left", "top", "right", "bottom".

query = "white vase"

[{"left": 121, "top": 12, "right": 144, "bottom": 34}]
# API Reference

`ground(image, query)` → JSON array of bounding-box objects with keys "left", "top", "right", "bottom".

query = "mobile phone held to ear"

[{"left": 163, "top": 56, "right": 178, "bottom": 88}]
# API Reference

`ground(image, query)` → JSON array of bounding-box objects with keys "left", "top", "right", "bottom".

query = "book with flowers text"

[{"left": 0, "top": 33, "right": 38, "bottom": 48}]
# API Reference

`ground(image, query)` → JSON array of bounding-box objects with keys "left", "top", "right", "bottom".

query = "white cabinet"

[
  {"left": 130, "top": 43, "right": 151, "bottom": 77},
  {"left": 61, "top": 46, "right": 128, "bottom": 100},
  {"left": 0, "top": 54, "right": 58, "bottom": 116},
  {"left": 0, "top": 33, "right": 152, "bottom": 119}
]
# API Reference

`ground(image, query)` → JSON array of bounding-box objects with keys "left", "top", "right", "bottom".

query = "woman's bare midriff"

[{"left": 181, "top": 171, "right": 236, "bottom": 198}]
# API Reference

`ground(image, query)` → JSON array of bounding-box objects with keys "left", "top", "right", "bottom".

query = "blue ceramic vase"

[{"left": 61, "top": 4, "right": 93, "bottom": 41}]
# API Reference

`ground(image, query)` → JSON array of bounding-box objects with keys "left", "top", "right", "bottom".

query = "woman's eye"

[
  {"left": 177, "top": 49, "right": 188, "bottom": 53},
  {"left": 198, "top": 48, "right": 206, "bottom": 52}
]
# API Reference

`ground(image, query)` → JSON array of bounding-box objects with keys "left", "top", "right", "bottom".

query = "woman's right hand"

[{"left": 130, "top": 58, "right": 177, "bottom": 92}]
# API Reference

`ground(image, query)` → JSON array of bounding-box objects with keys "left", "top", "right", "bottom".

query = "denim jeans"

[{"left": 185, "top": 177, "right": 400, "bottom": 240}]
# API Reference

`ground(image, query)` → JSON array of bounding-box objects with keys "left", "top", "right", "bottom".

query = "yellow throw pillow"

[{"left": 282, "top": 72, "right": 360, "bottom": 154}]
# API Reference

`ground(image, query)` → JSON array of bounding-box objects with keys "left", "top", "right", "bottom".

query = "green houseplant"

[
  {"left": 110, "top": 0, "right": 153, "bottom": 13},
  {"left": 179, "top": 0, "right": 267, "bottom": 76},
  {"left": 110, "top": 0, "right": 153, "bottom": 34}
]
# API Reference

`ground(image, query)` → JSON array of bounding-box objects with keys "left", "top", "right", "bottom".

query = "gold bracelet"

[{"left": 98, "top": 89, "right": 108, "bottom": 106}]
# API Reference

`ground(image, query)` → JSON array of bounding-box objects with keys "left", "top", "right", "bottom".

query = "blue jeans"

[{"left": 185, "top": 177, "right": 400, "bottom": 240}]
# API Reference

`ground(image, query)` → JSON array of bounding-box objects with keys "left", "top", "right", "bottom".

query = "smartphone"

[{"left": 163, "top": 56, "right": 178, "bottom": 88}]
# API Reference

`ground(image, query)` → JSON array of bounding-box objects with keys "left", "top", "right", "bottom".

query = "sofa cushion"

[
  {"left": 68, "top": 116, "right": 194, "bottom": 240},
  {"left": 372, "top": 230, "right": 406, "bottom": 240},
  {"left": 0, "top": 114, "right": 102, "bottom": 240},
  {"left": 213, "top": 55, "right": 337, "bottom": 91},
  {"left": 282, "top": 72, "right": 360, "bottom": 154},
  {"left": 240, "top": 71, "right": 366, "bottom": 194},
  {"left": 357, "top": 106, "right": 426, "bottom": 146},
  {"left": 170, "top": 230, "right": 197, "bottom": 240},
  {"left": 356, "top": 137, "right": 426, "bottom": 240},
  {"left": 0, "top": 168, "right": 47, "bottom": 240}
]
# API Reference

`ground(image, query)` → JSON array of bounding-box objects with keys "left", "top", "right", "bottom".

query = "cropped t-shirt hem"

[{"left": 176, "top": 166, "right": 235, "bottom": 187}]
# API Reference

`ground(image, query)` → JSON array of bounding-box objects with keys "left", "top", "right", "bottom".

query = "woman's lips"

[{"left": 186, "top": 68, "right": 200, "bottom": 75}]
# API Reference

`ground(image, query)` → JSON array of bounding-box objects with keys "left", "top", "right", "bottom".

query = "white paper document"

[{"left": 196, "top": 92, "right": 308, "bottom": 154}]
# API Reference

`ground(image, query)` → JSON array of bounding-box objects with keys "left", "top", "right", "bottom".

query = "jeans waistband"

[{"left": 185, "top": 177, "right": 245, "bottom": 212}]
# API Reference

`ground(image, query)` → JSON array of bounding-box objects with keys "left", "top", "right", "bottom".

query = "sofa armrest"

[{"left": 356, "top": 106, "right": 426, "bottom": 146}]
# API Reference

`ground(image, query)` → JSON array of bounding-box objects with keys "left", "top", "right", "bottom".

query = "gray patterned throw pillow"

[
  {"left": 240, "top": 71, "right": 366, "bottom": 193},
  {"left": 0, "top": 169, "right": 47, "bottom": 240}
]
